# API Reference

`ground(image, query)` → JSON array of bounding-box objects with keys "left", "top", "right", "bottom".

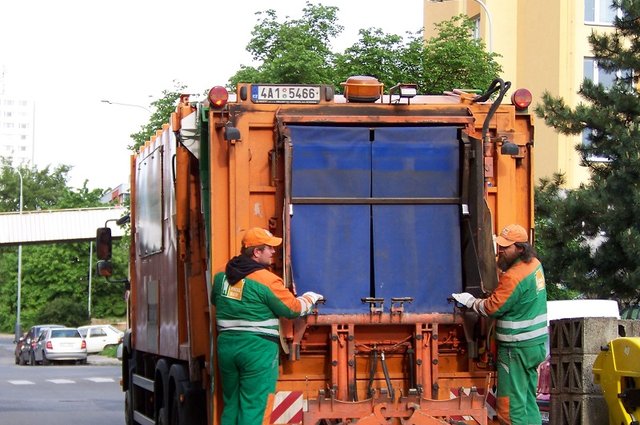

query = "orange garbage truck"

[{"left": 96, "top": 76, "right": 535, "bottom": 425}]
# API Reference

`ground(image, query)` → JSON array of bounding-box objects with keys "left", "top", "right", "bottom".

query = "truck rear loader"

[{"left": 97, "top": 75, "right": 536, "bottom": 424}]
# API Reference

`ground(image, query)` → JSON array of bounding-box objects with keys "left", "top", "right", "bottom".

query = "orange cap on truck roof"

[
  {"left": 496, "top": 224, "right": 528, "bottom": 247},
  {"left": 242, "top": 227, "right": 282, "bottom": 248}
]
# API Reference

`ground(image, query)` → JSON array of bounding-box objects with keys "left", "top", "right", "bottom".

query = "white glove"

[
  {"left": 302, "top": 291, "right": 324, "bottom": 304},
  {"left": 452, "top": 292, "right": 476, "bottom": 308},
  {"left": 298, "top": 291, "right": 324, "bottom": 316}
]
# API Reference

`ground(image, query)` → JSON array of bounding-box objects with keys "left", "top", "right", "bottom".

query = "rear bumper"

[{"left": 45, "top": 350, "right": 87, "bottom": 361}]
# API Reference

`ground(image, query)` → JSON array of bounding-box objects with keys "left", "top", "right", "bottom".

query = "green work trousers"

[
  {"left": 218, "top": 332, "right": 279, "bottom": 425},
  {"left": 496, "top": 343, "right": 546, "bottom": 425}
]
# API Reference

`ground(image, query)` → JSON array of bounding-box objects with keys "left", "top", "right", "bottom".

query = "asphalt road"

[{"left": 0, "top": 333, "right": 125, "bottom": 425}]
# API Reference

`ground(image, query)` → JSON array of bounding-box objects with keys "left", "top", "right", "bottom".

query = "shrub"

[{"left": 36, "top": 298, "right": 89, "bottom": 327}]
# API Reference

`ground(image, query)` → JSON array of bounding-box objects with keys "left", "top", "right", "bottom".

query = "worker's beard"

[{"left": 497, "top": 255, "right": 517, "bottom": 272}]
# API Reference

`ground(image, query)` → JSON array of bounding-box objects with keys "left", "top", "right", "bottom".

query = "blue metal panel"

[
  {"left": 372, "top": 127, "right": 462, "bottom": 312},
  {"left": 289, "top": 126, "right": 371, "bottom": 313},
  {"left": 373, "top": 205, "right": 462, "bottom": 312},
  {"left": 288, "top": 125, "right": 463, "bottom": 314},
  {"left": 291, "top": 126, "right": 370, "bottom": 197},
  {"left": 291, "top": 205, "right": 370, "bottom": 313},
  {"left": 372, "top": 127, "right": 460, "bottom": 197}
]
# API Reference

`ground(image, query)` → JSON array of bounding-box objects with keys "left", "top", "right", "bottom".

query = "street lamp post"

[
  {"left": 473, "top": 0, "right": 493, "bottom": 53},
  {"left": 14, "top": 169, "right": 23, "bottom": 342},
  {"left": 100, "top": 99, "right": 151, "bottom": 113}
]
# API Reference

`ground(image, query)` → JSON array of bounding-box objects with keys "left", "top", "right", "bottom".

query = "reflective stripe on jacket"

[
  {"left": 479, "top": 258, "right": 548, "bottom": 347},
  {"left": 211, "top": 269, "right": 304, "bottom": 339}
]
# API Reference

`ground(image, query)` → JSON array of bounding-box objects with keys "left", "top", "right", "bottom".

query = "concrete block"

[
  {"left": 550, "top": 393, "right": 608, "bottom": 425},
  {"left": 618, "top": 319, "right": 640, "bottom": 337},
  {"left": 550, "top": 354, "right": 601, "bottom": 395},
  {"left": 550, "top": 317, "right": 620, "bottom": 355}
]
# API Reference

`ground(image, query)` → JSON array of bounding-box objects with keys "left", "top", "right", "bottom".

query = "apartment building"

[
  {"left": 423, "top": 0, "right": 619, "bottom": 188},
  {"left": 0, "top": 94, "right": 35, "bottom": 165}
]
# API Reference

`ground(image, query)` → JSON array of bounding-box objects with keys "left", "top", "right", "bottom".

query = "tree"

[
  {"left": 129, "top": 81, "right": 187, "bottom": 151},
  {"left": 333, "top": 28, "right": 408, "bottom": 90},
  {"left": 0, "top": 161, "right": 127, "bottom": 332},
  {"left": 535, "top": 0, "right": 640, "bottom": 301},
  {"left": 534, "top": 173, "right": 588, "bottom": 300},
  {"left": 419, "top": 15, "right": 502, "bottom": 94},
  {"left": 229, "top": 4, "right": 501, "bottom": 95},
  {"left": 228, "top": 2, "right": 342, "bottom": 90}
]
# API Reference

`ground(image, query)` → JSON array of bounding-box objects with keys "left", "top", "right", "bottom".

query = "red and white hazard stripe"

[
  {"left": 270, "top": 391, "right": 304, "bottom": 424},
  {"left": 449, "top": 387, "right": 497, "bottom": 421}
]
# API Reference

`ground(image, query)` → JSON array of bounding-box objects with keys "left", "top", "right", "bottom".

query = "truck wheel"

[
  {"left": 170, "top": 392, "right": 180, "bottom": 425},
  {"left": 157, "top": 406, "right": 167, "bottom": 425},
  {"left": 124, "top": 390, "right": 133, "bottom": 425}
]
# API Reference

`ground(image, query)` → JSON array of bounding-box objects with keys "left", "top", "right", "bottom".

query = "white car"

[
  {"left": 33, "top": 328, "right": 87, "bottom": 365},
  {"left": 78, "top": 325, "right": 124, "bottom": 354}
]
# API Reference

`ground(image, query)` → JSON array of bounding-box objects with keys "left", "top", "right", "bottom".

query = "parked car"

[
  {"left": 32, "top": 327, "right": 87, "bottom": 365},
  {"left": 77, "top": 324, "right": 123, "bottom": 354},
  {"left": 14, "top": 324, "right": 64, "bottom": 365}
]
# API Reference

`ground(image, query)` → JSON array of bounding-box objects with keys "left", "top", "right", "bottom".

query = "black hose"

[
  {"left": 473, "top": 78, "right": 512, "bottom": 141},
  {"left": 351, "top": 352, "right": 358, "bottom": 402},
  {"left": 367, "top": 351, "right": 378, "bottom": 398},
  {"left": 407, "top": 347, "right": 416, "bottom": 390},
  {"left": 380, "top": 352, "right": 395, "bottom": 400}
]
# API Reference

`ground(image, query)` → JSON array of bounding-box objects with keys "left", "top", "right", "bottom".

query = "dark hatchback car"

[{"left": 14, "top": 324, "right": 64, "bottom": 365}]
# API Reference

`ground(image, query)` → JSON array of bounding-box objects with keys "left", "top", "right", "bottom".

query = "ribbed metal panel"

[{"left": 0, "top": 207, "right": 126, "bottom": 245}]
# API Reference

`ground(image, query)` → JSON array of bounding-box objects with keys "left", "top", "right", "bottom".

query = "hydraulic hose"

[
  {"left": 473, "top": 78, "right": 512, "bottom": 142},
  {"left": 380, "top": 352, "right": 395, "bottom": 400}
]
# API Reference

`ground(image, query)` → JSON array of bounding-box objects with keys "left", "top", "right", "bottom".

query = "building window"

[
  {"left": 585, "top": 0, "right": 618, "bottom": 25},
  {"left": 582, "top": 129, "right": 610, "bottom": 162},
  {"left": 583, "top": 57, "right": 632, "bottom": 89},
  {"left": 472, "top": 15, "right": 480, "bottom": 40}
]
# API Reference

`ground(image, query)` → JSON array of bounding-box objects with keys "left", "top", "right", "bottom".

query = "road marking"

[
  {"left": 85, "top": 377, "right": 115, "bottom": 383},
  {"left": 47, "top": 379, "right": 75, "bottom": 384},
  {"left": 9, "top": 380, "right": 34, "bottom": 385}
]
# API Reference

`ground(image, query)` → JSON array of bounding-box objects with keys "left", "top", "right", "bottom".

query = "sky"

[{"left": 0, "top": 0, "right": 424, "bottom": 191}]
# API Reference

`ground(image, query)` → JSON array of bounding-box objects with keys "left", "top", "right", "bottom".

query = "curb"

[{"left": 88, "top": 355, "right": 121, "bottom": 366}]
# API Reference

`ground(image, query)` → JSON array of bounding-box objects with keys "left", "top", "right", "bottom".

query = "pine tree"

[{"left": 535, "top": 0, "right": 640, "bottom": 301}]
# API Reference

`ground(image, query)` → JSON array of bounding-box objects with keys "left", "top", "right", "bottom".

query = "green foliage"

[
  {"left": 0, "top": 159, "right": 76, "bottom": 212},
  {"left": 228, "top": 2, "right": 342, "bottom": 90},
  {"left": 333, "top": 28, "right": 408, "bottom": 90},
  {"left": 0, "top": 162, "right": 127, "bottom": 332},
  {"left": 534, "top": 174, "right": 591, "bottom": 300},
  {"left": 129, "top": 81, "right": 187, "bottom": 151},
  {"left": 35, "top": 298, "right": 89, "bottom": 328},
  {"left": 534, "top": 0, "right": 640, "bottom": 301},
  {"left": 229, "top": 5, "right": 501, "bottom": 95},
  {"left": 420, "top": 15, "right": 502, "bottom": 93},
  {"left": 101, "top": 344, "right": 118, "bottom": 357}
]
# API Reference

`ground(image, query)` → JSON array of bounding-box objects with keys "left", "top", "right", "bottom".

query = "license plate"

[{"left": 251, "top": 85, "right": 321, "bottom": 104}]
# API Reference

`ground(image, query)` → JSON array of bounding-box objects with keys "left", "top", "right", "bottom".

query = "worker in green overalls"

[
  {"left": 453, "top": 224, "right": 548, "bottom": 425},
  {"left": 211, "top": 227, "right": 323, "bottom": 425}
]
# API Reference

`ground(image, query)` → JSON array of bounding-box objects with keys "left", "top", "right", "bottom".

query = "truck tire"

[
  {"left": 123, "top": 346, "right": 135, "bottom": 425},
  {"left": 168, "top": 364, "right": 206, "bottom": 425},
  {"left": 155, "top": 359, "right": 171, "bottom": 425}
]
